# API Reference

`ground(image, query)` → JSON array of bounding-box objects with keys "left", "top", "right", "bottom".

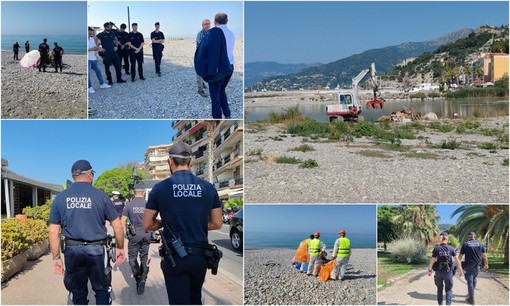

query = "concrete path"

[
  {"left": 378, "top": 268, "right": 508, "bottom": 305},
  {"left": 1, "top": 241, "right": 242, "bottom": 305}
]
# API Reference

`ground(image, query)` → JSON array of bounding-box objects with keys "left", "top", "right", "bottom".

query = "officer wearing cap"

[
  {"left": 427, "top": 232, "right": 463, "bottom": 305},
  {"left": 49, "top": 160, "right": 125, "bottom": 305},
  {"left": 143, "top": 142, "right": 223, "bottom": 304},
  {"left": 458, "top": 232, "right": 489, "bottom": 305},
  {"left": 331, "top": 229, "right": 350, "bottom": 280},
  {"left": 96, "top": 22, "right": 127, "bottom": 85},
  {"left": 121, "top": 185, "right": 152, "bottom": 294},
  {"left": 111, "top": 190, "right": 125, "bottom": 218},
  {"left": 127, "top": 23, "right": 145, "bottom": 82},
  {"left": 115, "top": 23, "right": 130, "bottom": 75},
  {"left": 151, "top": 22, "right": 165, "bottom": 77}
]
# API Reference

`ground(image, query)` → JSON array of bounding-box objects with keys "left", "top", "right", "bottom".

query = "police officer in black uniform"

[
  {"left": 13, "top": 41, "right": 20, "bottom": 60},
  {"left": 52, "top": 42, "right": 64, "bottom": 73},
  {"left": 38, "top": 38, "right": 50, "bottom": 72},
  {"left": 458, "top": 232, "right": 489, "bottom": 305},
  {"left": 127, "top": 23, "right": 145, "bottom": 82},
  {"left": 96, "top": 22, "right": 127, "bottom": 85},
  {"left": 427, "top": 232, "right": 463, "bottom": 305},
  {"left": 143, "top": 142, "right": 223, "bottom": 305},
  {"left": 115, "top": 23, "right": 130, "bottom": 75},
  {"left": 111, "top": 190, "right": 125, "bottom": 218},
  {"left": 121, "top": 185, "right": 152, "bottom": 294},
  {"left": 25, "top": 40, "right": 30, "bottom": 53},
  {"left": 49, "top": 160, "right": 125, "bottom": 305},
  {"left": 150, "top": 22, "right": 165, "bottom": 77}
]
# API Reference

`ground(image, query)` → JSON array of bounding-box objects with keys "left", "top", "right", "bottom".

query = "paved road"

[
  {"left": 1, "top": 226, "right": 243, "bottom": 305},
  {"left": 378, "top": 268, "right": 508, "bottom": 305}
]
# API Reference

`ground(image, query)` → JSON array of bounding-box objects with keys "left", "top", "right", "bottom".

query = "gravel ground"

[
  {"left": 89, "top": 37, "right": 243, "bottom": 119},
  {"left": 1, "top": 52, "right": 87, "bottom": 119},
  {"left": 244, "top": 117, "right": 509, "bottom": 204},
  {"left": 245, "top": 248, "right": 376, "bottom": 305}
]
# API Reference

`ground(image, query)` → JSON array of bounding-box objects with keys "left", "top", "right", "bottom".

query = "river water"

[{"left": 245, "top": 97, "right": 509, "bottom": 122}]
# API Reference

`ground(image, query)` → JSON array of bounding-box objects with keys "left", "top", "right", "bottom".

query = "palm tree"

[
  {"left": 391, "top": 205, "right": 440, "bottom": 245},
  {"left": 451, "top": 205, "right": 509, "bottom": 264}
]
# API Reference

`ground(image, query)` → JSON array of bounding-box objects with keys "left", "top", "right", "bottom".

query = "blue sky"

[
  {"left": 88, "top": 1, "right": 243, "bottom": 38},
  {"left": 245, "top": 205, "right": 376, "bottom": 234},
  {"left": 2, "top": 1, "right": 87, "bottom": 35},
  {"left": 1, "top": 120, "right": 177, "bottom": 185},
  {"left": 245, "top": 1, "right": 509, "bottom": 64}
]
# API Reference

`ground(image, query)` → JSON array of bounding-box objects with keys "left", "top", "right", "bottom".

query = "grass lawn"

[
  {"left": 378, "top": 251, "right": 427, "bottom": 289},
  {"left": 487, "top": 253, "right": 509, "bottom": 283}
]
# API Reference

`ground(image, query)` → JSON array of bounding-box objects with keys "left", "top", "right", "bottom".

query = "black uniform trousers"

[
  {"left": 130, "top": 50, "right": 144, "bottom": 79},
  {"left": 127, "top": 228, "right": 151, "bottom": 280},
  {"left": 63, "top": 245, "right": 112, "bottom": 305},
  {"left": 13, "top": 51, "right": 19, "bottom": 60},
  {"left": 152, "top": 44, "right": 163, "bottom": 74},
  {"left": 116, "top": 48, "right": 130, "bottom": 73},
  {"left": 103, "top": 51, "right": 123, "bottom": 82},
  {"left": 161, "top": 254, "right": 208, "bottom": 305},
  {"left": 54, "top": 56, "right": 62, "bottom": 72},
  {"left": 39, "top": 53, "right": 48, "bottom": 71}
]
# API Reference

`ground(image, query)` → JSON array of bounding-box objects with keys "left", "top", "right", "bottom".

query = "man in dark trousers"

[
  {"left": 13, "top": 42, "right": 20, "bottom": 60},
  {"left": 143, "top": 142, "right": 223, "bottom": 304},
  {"left": 121, "top": 185, "right": 152, "bottom": 294},
  {"left": 96, "top": 22, "right": 127, "bottom": 85},
  {"left": 458, "top": 232, "right": 489, "bottom": 305},
  {"left": 151, "top": 22, "right": 165, "bottom": 77},
  {"left": 38, "top": 38, "right": 50, "bottom": 72},
  {"left": 52, "top": 42, "right": 64, "bottom": 73},
  {"left": 127, "top": 23, "right": 145, "bottom": 82},
  {"left": 115, "top": 23, "right": 130, "bottom": 75},
  {"left": 25, "top": 40, "right": 30, "bottom": 53},
  {"left": 49, "top": 160, "right": 125, "bottom": 305}
]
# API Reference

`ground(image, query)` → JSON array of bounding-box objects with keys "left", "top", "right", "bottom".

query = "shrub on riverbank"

[
  {"left": 1, "top": 218, "right": 48, "bottom": 263},
  {"left": 387, "top": 238, "right": 428, "bottom": 264}
]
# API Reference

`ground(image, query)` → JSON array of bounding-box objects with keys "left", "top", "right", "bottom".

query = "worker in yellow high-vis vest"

[
  {"left": 307, "top": 232, "right": 326, "bottom": 277},
  {"left": 331, "top": 229, "right": 351, "bottom": 280}
]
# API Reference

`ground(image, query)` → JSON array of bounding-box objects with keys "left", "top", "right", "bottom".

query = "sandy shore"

[
  {"left": 1, "top": 51, "right": 87, "bottom": 119},
  {"left": 244, "top": 116, "right": 509, "bottom": 203},
  {"left": 88, "top": 37, "right": 243, "bottom": 119},
  {"left": 245, "top": 248, "right": 376, "bottom": 305}
]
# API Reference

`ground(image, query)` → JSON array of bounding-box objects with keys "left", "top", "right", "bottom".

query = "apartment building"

[
  {"left": 484, "top": 52, "right": 509, "bottom": 82},
  {"left": 144, "top": 143, "right": 172, "bottom": 180},
  {"left": 171, "top": 120, "right": 243, "bottom": 200}
]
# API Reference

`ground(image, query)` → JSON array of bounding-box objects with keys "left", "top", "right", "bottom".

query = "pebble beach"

[
  {"left": 88, "top": 37, "right": 244, "bottom": 119},
  {"left": 244, "top": 248, "right": 376, "bottom": 305},
  {"left": 1, "top": 51, "right": 87, "bottom": 119}
]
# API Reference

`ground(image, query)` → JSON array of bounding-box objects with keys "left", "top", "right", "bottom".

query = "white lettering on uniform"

[
  {"left": 66, "top": 197, "right": 92, "bottom": 209},
  {"left": 133, "top": 207, "right": 145, "bottom": 214},
  {"left": 172, "top": 184, "right": 202, "bottom": 197}
]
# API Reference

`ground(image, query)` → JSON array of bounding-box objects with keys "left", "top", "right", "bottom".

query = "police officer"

[
  {"left": 151, "top": 22, "right": 165, "bottom": 77},
  {"left": 111, "top": 190, "right": 125, "bottom": 218},
  {"left": 52, "top": 42, "right": 64, "bottom": 73},
  {"left": 142, "top": 142, "right": 222, "bottom": 304},
  {"left": 13, "top": 41, "right": 20, "bottom": 60},
  {"left": 96, "top": 22, "right": 127, "bottom": 85},
  {"left": 25, "top": 40, "right": 30, "bottom": 53},
  {"left": 121, "top": 185, "right": 152, "bottom": 294},
  {"left": 38, "top": 38, "right": 50, "bottom": 72},
  {"left": 49, "top": 160, "right": 125, "bottom": 305},
  {"left": 307, "top": 232, "right": 326, "bottom": 277},
  {"left": 428, "top": 232, "right": 463, "bottom": 305},
  {"left": 331, "top": 229, "right": 351, "bottom": 280},
  {"left": 115, "top": 23, "right": 130, "bottom": 75},
  {"left": 127, "top": 23, "right": 145, "bottom": 82},
  {"left": 458, "top": 232, "right": 489, "bottom": 305}
]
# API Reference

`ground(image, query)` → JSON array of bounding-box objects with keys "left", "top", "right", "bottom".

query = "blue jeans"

[
  {"left": 434, "top": 269, "right": 453, "bottom": 305},
  {"left": 465, "top": 265, "right": 480, "bottom": 300},
  {"left": 88, "top": 59, "right": 105, "bottom": 88},
  {"left": 208, "top": 69, "right": 233, "bottom": 119}
]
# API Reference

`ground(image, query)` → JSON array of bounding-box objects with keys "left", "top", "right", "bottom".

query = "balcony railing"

[{"left": 214, "top": 175, "right": 243, "bottom": 189}]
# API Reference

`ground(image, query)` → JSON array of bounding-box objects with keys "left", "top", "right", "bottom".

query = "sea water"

[
  {"left": 2, "top": 34, "right": 86, "bottom": 54},
  {"left": 246, "top": 230, "right": 376, "bottom": 250}
]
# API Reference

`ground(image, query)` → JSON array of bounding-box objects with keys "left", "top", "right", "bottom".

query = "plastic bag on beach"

[
  {"left": 294, "top": 239, "right": 309, "bottom": 263},
  {"left": 319, "top": 259, "right": 336, "bottom": 282}
]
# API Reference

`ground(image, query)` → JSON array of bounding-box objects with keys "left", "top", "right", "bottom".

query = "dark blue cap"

[
  {"left": 71, "top": 160, "right": 92, "bottom": 175},
  {"left": 468, "top": 232, "right": 476, "bottom": 237},
  {"left": 440, "top": 231, "right": 448, "bottom": 237}
]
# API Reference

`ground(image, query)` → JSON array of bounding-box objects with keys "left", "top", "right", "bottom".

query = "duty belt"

[
  {"left": 181, "top": 245, "right": 206, "bottom": 256},
  {"left": 66, "top": 238, "right": 107, "bottom": 246}
]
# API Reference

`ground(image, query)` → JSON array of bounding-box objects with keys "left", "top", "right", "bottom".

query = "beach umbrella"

[{"left": 19, "top": 50, "right": 40, "bottom": 68}]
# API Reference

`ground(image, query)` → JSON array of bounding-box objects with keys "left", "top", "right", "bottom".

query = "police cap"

[
  {"left": 133, "top": 182, "right": 145, "bottom": 192},
  {"left": 440, "top": 231, "right": 449, "bottom": 238},
  {"left": 71, "top": 160, "right": 93, "bottom": 176},
  {"left": 468, "top": 232, "right": 476, "bottom": 237},
  {"left": 112, "top": 190, "right": 120, "bottom": 195},
  {"left": 169, "top": 142, "right": 192, "bottom": 159}
]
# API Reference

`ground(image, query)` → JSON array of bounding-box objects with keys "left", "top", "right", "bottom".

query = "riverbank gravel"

[
  {"left": 245, "top": 248, "right": 376, "bottom": 305},
  {"left": 88, "top": 38, "right": 243, "bottom": 119},
  {"left": 1, "top": 52, "right": 87, "bottom": 119},
  {"left": 244, "top": 117, "right": 509, "bottom": 204}
]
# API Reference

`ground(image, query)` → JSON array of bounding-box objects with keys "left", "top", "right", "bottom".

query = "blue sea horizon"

[
  {"left": 246, "top": 231, "right": 376, "bottom": 250},
  {"left": 2, "top": 34, "right": 86, "bottom": 54}
]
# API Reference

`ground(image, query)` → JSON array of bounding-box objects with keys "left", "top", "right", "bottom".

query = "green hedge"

[
  {"left": 1, "top": 218, "right": 49, "bottom": 263},
  {"left": 22, "top": 199, "right": 53, "bottom": 223}
]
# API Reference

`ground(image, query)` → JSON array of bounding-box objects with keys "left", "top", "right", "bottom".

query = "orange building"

[{"left": 484, "top": 53, "right": 509, "bottom": 82}]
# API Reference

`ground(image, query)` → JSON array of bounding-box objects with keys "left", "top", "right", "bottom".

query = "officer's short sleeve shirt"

[
  {"left": 146, "top": 170, "right": 221, "bottom": 245},
  {"left": 49, "top": 182, "right": 119, "bottom": 241},
  {"left": 122, "top": 197, "right": 147, "bottom": 227},
  {"left": 97, "top": 31, "right": 116, "bottom": 51},
  {"left": 151, "top": 31, "right": 165, "bottom": 42},
  {"left": 432, "top": 243, "right": 456, "bottom": 266},
  {"left": 115, "top": 31, "right": 129, "bottom": 45},
  {"left": 460, "top": 240, "right": 485, "bottom": 265},
  {"left": 128, "top": 32, "right": 144, "bottom": 49}
]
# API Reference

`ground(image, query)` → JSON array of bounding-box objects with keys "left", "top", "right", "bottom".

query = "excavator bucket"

[{"left": 366, "top": 98, "right": 384, "bottom": 109}]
